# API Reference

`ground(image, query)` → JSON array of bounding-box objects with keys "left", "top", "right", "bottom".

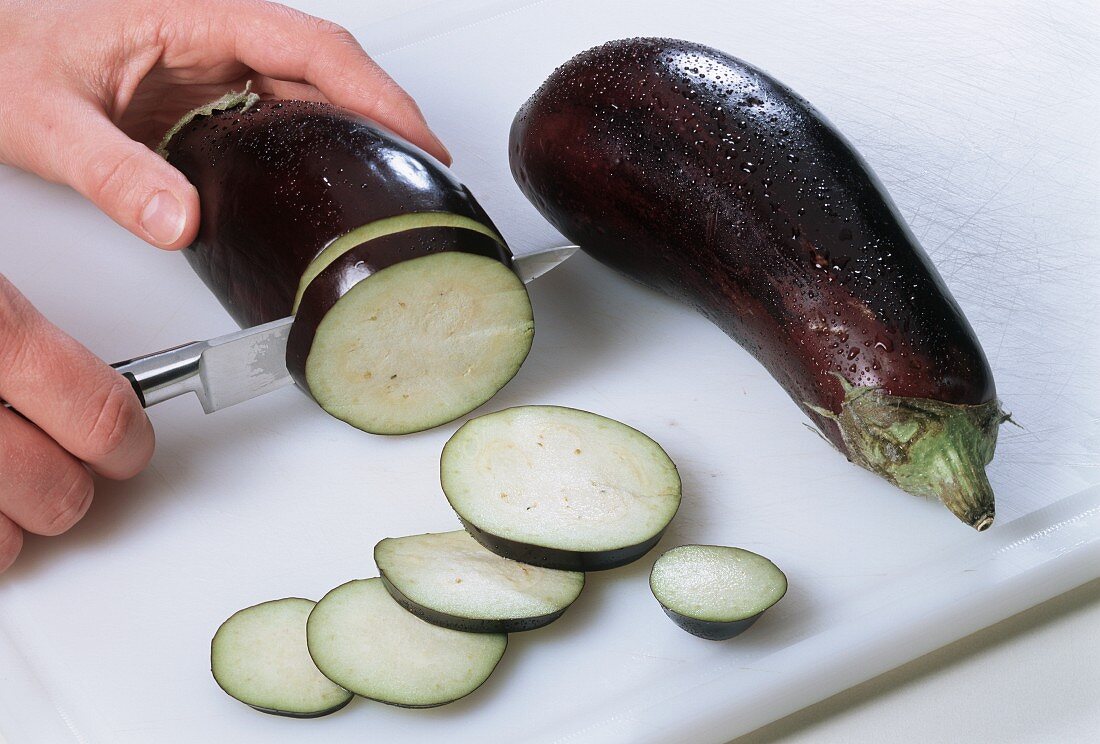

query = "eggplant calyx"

[
  {"left": 831, "top": 380, "right": 1007, "bottom": 531},
  {"left": 155, "top": 82, "right": 261, "bottom": 159}
]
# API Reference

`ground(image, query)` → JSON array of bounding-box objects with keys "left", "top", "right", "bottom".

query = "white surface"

[{"left": 0, "top": 1, "right": 1098, "bottom": 743}]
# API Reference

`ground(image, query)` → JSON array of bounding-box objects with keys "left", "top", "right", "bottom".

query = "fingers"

[
  {"left": 0, "top": 514, "right": 24, "bottom": 573},
  {"left": 0, "top": 276, "right": 155, "bottom": 480},
  {"left": 224, "top": 2, "right": 451, "bottom": 164},
  {"left": 33, "top": 97, "right": 200, "bottom": 250},
  {"left": 0, "top": 409, "right": 94, "bottom": 538}
]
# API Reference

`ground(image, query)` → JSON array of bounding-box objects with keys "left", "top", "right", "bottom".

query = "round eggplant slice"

[
  {"left": 375, "top": 530, "right": 585, "bottom": 633},
  {"left": 211, "top": 598, "right": 353, "bottom": 717},
  {"left": 306, "top": 578, "right": 507, "bottom": 708},
  {"left": 441, "top": 406, "right": 682, "bottom": 571},
  {"left": 293, "top": 246, "right": 533, "bottom": 435},
  {"left": 649, "top": 545, "right": 787, "bottom": 640}
]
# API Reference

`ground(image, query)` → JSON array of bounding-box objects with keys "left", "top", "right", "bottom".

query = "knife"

[{"left": 104, "top": 245, "right": 578, "bottom": 413}]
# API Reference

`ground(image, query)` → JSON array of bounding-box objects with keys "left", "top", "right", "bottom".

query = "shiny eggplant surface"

[
  {"left": 510, "top": 39, "right": 1006, "bottom": 529},
  {"left": 161, "top": 92, "right": 498, "bottom": 328}
]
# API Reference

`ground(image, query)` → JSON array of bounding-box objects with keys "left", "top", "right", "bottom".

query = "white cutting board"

[{"left": 1, "top": 1, "right": 1097, "bottom": 742}]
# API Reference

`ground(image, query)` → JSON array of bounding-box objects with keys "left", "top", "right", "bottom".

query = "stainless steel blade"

[
  {"left": 192, "top": 244, "right": 577, "bottom": 412},
  {"left": 515, "top": 245, "right": 578, "bottom": 283},
  {"left": 196, "top": 317, "right": 294, "bottom": 413}
]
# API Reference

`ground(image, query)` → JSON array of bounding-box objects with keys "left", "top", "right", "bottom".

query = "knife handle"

[
  {"left": 110, "top": 341, "right": 208, "bottom": 409},
  {"left": 1, "top": 341, "right": 206, "bottom": 413}
]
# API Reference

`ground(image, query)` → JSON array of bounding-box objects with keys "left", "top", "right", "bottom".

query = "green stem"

[
  {"left": 818, "top": 376, "right": 1008, "bottom": 531},
  {"left": 155, "top": 82, "right": 260, "bottom": 159}
]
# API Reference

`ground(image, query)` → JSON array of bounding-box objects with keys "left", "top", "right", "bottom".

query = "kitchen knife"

[{"left": 107, "top": 244, "right": 578, "bottom": 413}]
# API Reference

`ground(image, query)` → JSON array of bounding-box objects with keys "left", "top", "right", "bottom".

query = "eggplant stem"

[
  {"left": 156, "top": 82, "right": 261, "bottom": 159},
  {"left": 830, "top": 385, "right": 1005, "bottom": 530}
]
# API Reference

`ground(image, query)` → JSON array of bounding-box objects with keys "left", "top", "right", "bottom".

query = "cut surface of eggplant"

[
  {"left": 211, "top": 598, "right": 353, "bottom": 717},
  {"left": 306, "top": 578, "right": 507, "bottom": 707},
  {"left": 301, "top": 251, "right": 534, "bottom": 435},
  {"left": 441, "top": 406, "right": 681, "bottom": 571},
  {"left": 375, "top": 530, "right": 585, "bottom": 633},
  {"left": 649, "top": 545, "right": 787, "bottom": 640}
]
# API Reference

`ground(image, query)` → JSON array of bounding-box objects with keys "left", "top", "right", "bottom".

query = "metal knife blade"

[{"left": 112, "top": 244, "right": 578, "bottom": 413}]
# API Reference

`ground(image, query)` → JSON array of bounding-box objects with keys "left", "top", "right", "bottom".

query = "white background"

[{"left": 1, "top": 1, "right": 1098, "bottom": 743}]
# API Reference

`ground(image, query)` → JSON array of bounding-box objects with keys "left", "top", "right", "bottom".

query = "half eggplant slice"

[
  {"left": 375, "top": 530, "right": 585, "bottom": 633},
  {"left": 441, "top": 406, "right": 682, "bottom": 571},
  {"left": 306, "top": 578, "right": 507, "bottom": 708},
  {"left": 289, "top": 233, "right": 534, "bottom": 434},
  {"left": 649, "top": 545, "right": 788, "bottom": 640},
  {"left": 210, "top": 598, "right": 353, "bottom": 717}
]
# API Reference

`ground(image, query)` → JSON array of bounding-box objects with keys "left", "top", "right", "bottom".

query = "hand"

[
  {"left": 0, "top": 275, "right": 155, "bottom": 572},
  {"left": 0, "top": 0, "right": 450, "bottom": 572},
  {"left": 0, "top": 0, "right": 450, "bottom": 250}
]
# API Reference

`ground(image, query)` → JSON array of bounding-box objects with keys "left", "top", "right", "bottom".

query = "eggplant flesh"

[
  {"left": 375, "top": 530, "right": 585, "bottom": 633},
  {"left": 288, "top": 228, "right": 532, "bottom": 435},
  {"left": 649, "top": 545, "right": 787, "bottom": 641},
  {"left": 210, "top": 598, "right": 353, "bottom": 717},
  {"left": 161, "top": 89, "right": 533, "bottom": 434},
  {"left": 306, "top": 578, "right": 507, "bottom": 708},
  {"left": 441, "top": 406, "right": 682, "bottom": 571},
  {"left": 510, "top": 38, "right": 1006, "bottom": 529}
]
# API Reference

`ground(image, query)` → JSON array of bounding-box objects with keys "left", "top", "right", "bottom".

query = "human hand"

[
  {"left": 0, "top": 0, "right": 450, "bottom": 250},
  {"left": 0, "top": 275, "right": 155, "bottom": 572},
  {"left": 0, "top": 0, "right": 449, "bottom": 572}
]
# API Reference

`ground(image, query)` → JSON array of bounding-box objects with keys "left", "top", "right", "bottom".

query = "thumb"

[{"left": 56, "top": 103, "right": 199, "bottom": 250}]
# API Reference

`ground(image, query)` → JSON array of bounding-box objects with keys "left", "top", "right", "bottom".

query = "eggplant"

[
  {"left": 211, "top": 598, "right": 353, "bottom": 717},
  {"left": 160, "top": 89, "right": 533, "bottom": 434},
  {"left": 510, "top": 38, "right": 1007, "bottom": 529},
  {"left": 649, "top": 545, "right": 787, "bottom": 641},
  {"left": 441, "top": 406, "right": 682, "bottom": 571},
  {"left": 306, "top": 578, "right": 507, "bottom": 708},
  {"left": 375, "top": 530, "right": 585, "bottom": 633}
]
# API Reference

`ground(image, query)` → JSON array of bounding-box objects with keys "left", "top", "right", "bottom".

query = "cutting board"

[{"left": 1, "top": 1, "right": 1097, "bottom": 742}]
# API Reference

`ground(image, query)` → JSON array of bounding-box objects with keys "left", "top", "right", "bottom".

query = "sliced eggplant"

[
  {"left": 649, "top": 545, "right": 787, "bottom": 640},
  {"left": 306, "top": 578, "right": 507, "bottom": 708},
  {"left": 441, "top": 406, "right": 682, "bottom": 571},
  {"left": 210, "top": 598, "right": 353, "bottom": 717},
  {"left": 292, "top": 240, "right": 534, "bottom": 435},
  {"left": 160, "top": 91, "right": 533, "bottom": 435},
  {"left": 375, "top": 530, "right": 585, "bottom": 633}
]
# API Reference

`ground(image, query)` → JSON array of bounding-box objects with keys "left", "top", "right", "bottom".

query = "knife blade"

[{"left": 110, "top": 245, "right": 578, "bottom": 413}]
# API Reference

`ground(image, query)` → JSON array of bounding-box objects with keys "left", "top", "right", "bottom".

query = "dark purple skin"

[
  {"left": 377, "top": 572, "right": 569, "bottom": 634},
  {"left": 286, "top": 226, "right": 511, "bottom": 389},
  {"left": 659, "top": 608, "right": 762, "bottom": 641},
  {"left": 459, "top": 516, "right": 668, "bottom": 572},
  {"left": 509, "top": 38, "right": 994, "bottom": 451},
  {"left": 163, "top": 98, "right": 499, "bottom": 328},
  {"left": 510, "top": 39, "right": 1005, "bottom": 529}
]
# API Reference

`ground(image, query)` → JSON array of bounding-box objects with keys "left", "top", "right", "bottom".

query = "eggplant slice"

[
  {"left": 441, "top": 406, "right": 682, "bottom": 571},
  {"left": 211, "top": 598, "right": 353, "bottom": 717},
  {"left": 649, "top": 545, "right": 787, "bottom": 640},
  {"left": 298, "top": 251, "right": 534, "bottom": 435},
  {"left": 376, "top": 530, "right": 585, "bottom": 633},
  {"left": 306, "top": 578, "right": 507, "bottom": 708}
]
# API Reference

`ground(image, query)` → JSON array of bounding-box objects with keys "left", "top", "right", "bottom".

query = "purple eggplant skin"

[
  {"left": 160, "top": 91, "right": 499, "bottom": 328},
  {"left": 459, "top": 516, "right": 668, "bottom": 572},
  {"left": 287, "top": 226, "right": 510, "bottom": 390},
  {"left": 658, "top": 608, "right": 762, "bottom": 642},
  {"left": 377, "top": 573, "right": 569, "bottom": 634},
  {"left": 510, "top": 38, "right": 1007, "bottom": 530}
]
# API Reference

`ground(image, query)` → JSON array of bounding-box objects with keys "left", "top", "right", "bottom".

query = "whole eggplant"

[{"left": 510, "top": 38, "right": 1007, "bottom": 529}]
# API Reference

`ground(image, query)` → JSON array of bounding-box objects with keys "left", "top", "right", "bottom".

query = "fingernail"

[
  {"left": 140, "top": 191, "right": 186, "bottom": 246},
  {"left": 428, "top": 130, "right": 452, "bottom": 166}
]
